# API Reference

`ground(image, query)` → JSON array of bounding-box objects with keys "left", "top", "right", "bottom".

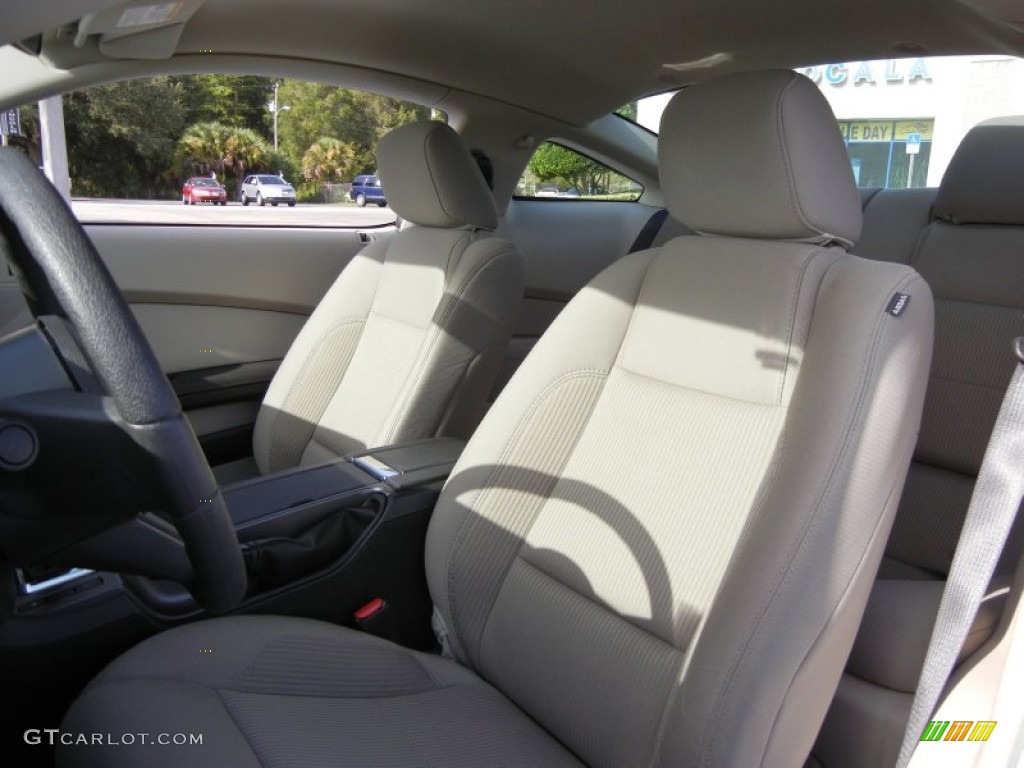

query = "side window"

[
  {"left": 516, "top": 142, "right": 643, "bottom": 201},
  {"left": 837, "top": 119, "right": 933, "bottom": 188},
  {"left": 5, "top": 76, "right": 430, "bottom": 226},
  {"left": 798, "top": 57, "right": 1024, "bottom": 189}
]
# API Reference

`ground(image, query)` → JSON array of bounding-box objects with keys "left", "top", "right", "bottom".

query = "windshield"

[
  {"left": 257, "top": 175, "right": 287, "bottom": 184},
  {"left": 633, "top": 55, "right": 1024, "bottom": 188},
  {"left": 192, "top": 178, "right": 220, "bottom": 187}
]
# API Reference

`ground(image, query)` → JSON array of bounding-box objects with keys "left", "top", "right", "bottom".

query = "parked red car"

[{"left": 181, "top": 177, "right": 227, "bottom": 205}]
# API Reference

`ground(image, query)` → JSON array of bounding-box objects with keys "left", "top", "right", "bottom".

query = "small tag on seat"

[{"left": 886, "top": 293, "right": 911, "bottom": 317}]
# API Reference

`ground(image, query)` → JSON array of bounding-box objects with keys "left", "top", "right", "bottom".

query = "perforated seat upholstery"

[
  {"left": 59, "top": 71, "right": 933, "bottom": 768},
  {"left": 250, "top": 120, "right": 524, "bottom": 474},
  {"left": 813, "top": 116, "right": 1024, "bottom": 768}
]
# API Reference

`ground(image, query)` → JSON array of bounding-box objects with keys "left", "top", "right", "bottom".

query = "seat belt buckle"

[
  {"left": 1014, "top": 336, "right": 1024, "bottom": 364},
  {"left": 354, "top": 597, "right": 402, "bottom": 643}
]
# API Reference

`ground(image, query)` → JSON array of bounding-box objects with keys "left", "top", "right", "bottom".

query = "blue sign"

[
  {"left": 905, "top": 133, "right": 922, "bottom": 155},
  {"left": 1, "top": 108, "right": 21, "bottom": 137}
]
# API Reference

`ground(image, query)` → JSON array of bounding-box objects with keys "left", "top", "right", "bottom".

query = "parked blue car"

[{"left": 350, "top": 174, "right": 387, "bottom": 207}]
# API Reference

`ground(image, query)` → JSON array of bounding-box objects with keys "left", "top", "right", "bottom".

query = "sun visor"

[{"left": 74, "top": 0, "right": 206, "bottom": 59}]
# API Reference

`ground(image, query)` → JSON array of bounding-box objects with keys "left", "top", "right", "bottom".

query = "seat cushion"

[{"left": 58, "top": 616, "right": 581, "bottom": 768}]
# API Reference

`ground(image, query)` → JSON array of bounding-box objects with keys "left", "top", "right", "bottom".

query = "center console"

[{"left": 10, "top": 437, "right": 465, "bottom": 651}]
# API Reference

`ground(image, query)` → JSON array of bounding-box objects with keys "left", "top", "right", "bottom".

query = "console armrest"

[
  {"left": 224, "top": 459, "right": 375, "bottom": 528},
  {"left": 351, "top": 437, "right": 464, "bottom": 489},
  {"left": 223, "top": 436, "right": 465, "bottom": 532}
]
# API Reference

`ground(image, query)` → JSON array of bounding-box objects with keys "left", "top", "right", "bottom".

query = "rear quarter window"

[{"left": 515, "top": 142, "right": 643, "bottom": 202}]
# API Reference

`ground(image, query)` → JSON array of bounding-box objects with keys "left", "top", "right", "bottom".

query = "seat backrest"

[
  {"left": 881, "top": 116, "right": 1024, "bottom": 583},
  {"left": 425, "top": 70, "right": 934, "bottom": 768},
  {"left": 856, "top": 186, "right": 938, "bottom": 265},
  {"left": 253, "top": 121, "right": 524, "bottom": 472}
]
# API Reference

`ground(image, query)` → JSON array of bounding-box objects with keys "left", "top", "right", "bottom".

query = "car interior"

[{"left": 0, "top": 2, "right": 1022, "bottom": 767}]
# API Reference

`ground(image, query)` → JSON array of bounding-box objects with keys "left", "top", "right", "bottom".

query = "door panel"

[
  {"left": 3, "top": 223, "right": 392, "bottom": 456},
  {"left": 85, "top": 224, "right": 392, "bottom": 373},
  {"left": 90, "top": 224, "right": 393, "bottom": 452},
  {"left": 129, "top": 303, "right": 306, "bottom": 375},
  {"left": 86, "top": 225, "right": 382, "bottom": 313},
  {"left": 501, "top": 199, "right": 660, "bottom": 300},
  {"left": 100, "top": 224, "right": 391, "bottom": 455}
]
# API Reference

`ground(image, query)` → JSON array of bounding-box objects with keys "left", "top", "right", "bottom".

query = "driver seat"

[{"left": 59, "top": 70, "right": 934, "bottom": 768}]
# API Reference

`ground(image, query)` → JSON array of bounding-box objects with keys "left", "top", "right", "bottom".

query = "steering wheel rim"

[{"left": 0, "top": 149, "right": 246, "bottom": 613}]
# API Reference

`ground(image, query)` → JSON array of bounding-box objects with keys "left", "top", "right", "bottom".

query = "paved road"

[{"left": 70, "top": 199, "right": 397, "bottom": 228}]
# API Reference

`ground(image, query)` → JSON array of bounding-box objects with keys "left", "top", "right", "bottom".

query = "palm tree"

[
  {"left": 223, "top": 127, "right": 267, "bottom": 184},
  {"left": 177, "top": 122, "right": 266, "bottom": 194},
  {"left": 302, "top": 137, "right": 356, "bottom": 194},
  {"left": 177, "top": 121, "right": 230, "bottom": 177}
]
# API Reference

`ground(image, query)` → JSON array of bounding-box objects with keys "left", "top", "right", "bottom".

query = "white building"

[{"left": 637, "top": 56, "right": 1024, "bottom": 189}]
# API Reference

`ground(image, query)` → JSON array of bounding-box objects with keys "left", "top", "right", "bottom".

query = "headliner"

[{"left": 2, "top": 0, "right": 1024, "bottom": 125}]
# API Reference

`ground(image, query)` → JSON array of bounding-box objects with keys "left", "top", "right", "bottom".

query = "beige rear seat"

[
  {"left": 857, "top": 187, "right": 938, "bottom": 266},
  {"left": 812, "top": 116, "right": 1024, "bottom": 767}
]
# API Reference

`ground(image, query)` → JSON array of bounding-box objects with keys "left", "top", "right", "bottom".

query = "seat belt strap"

[
  {"left": 896, "top": 338, "right": 1024, "bottom": 767},
  {"left": 627, "top": 208, "right": 668, "bottom": 254}
]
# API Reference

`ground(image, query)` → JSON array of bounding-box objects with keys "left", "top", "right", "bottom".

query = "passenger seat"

[
  {"left": 812, "top": 116, "right": 1024, "bottom": 767},
  {"left": 223, "top": 121, "right": 525, "bottom": 481}
]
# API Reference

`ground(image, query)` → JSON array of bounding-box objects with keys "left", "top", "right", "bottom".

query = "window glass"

[
  {"left": 516, "top": 142, "right": 643, "bottom": 201},
  {"left": 2, "top": 76, "right": 430, "bottom": 225},
  {"left": 629, "top": 56, "right": 1024, "bottom": 190},
  {"left": 793, "top": 57, "right": 1024, "bottom": 188},
  {"left": 835, "top": 119, "right": 933, "bottom": 187},
  {"left": 635, "top": 91, "right": 678, "bottom": 133},
  {"left": 614, "top": 101, "right": 639, "bottom": 122}
]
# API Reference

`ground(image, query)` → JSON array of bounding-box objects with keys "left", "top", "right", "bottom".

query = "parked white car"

[{"left": 240, "top": 174, "right": 296, "bottom": 207}]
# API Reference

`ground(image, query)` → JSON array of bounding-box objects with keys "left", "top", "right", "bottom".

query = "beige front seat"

[
  {"left": 59, "top": 70, "right": 933, "bottom": 768},
  {"left": 244, "top": 120, "right": 523, "bottom": 476}
]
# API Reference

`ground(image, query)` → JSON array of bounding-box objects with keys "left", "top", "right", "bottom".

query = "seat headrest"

[
  {"left": 377, "top": 121, "right": 498, "bottom": 230},
  {"left": 659, "top": 69, "right": 861, "bottom": 248},
  {"left": 934, "top": 116, "right": 1024, "bottom": 225}
]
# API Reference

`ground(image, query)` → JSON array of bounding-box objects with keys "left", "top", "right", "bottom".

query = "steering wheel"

[{"left": 0, "top": 150, "right": 246, "bottom": 613}]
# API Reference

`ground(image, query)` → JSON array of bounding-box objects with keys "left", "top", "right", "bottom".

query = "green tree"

[
  {"left": 64, "top": 77, "right": 186, "bottom": 198},
  {"left": 176, "top": 122, "right": 266, "bottom": 194},
  {"left": 171, "top": 74, "right": 274, "bottom": 134},
  {"left": 615, "top": 101, "right": 638, "bottom": 121},
  {"left": 223, "top": 127, "right": 267, "bottom": 183},
  {"left": 275, "top": 80, "right": 428, "bottom": 179},
  {"left": 262, "top": 148, "right": 300, "bottom": 185},
  {"left": 528, "top": 142, "right": 609, "bottom": 194},
  {"left": 302, "top": 137, "right": 356, "bottom": 189},
  {"left": 177, "top": 121, "right": 230, "bottom": 175}
]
